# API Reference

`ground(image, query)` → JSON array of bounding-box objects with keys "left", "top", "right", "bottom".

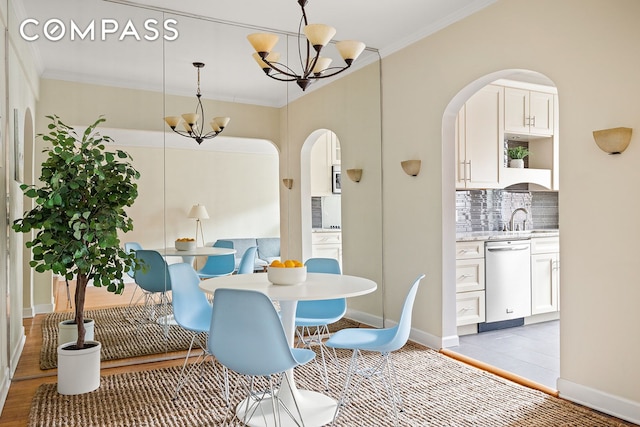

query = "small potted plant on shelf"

[
  {"left": 12, "top": 115, "right": 140, "bottom": 395},
  {"left": 507, "top": 146, "right": 530, "bottom": 168}
]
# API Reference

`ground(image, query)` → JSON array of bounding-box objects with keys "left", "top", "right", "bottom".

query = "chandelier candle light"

[
  {"left": 247, "top": 0, "right": 366, "bottom": 91},
  {"left": 164, "top": 62, "right": 230, "bottom": 145}
]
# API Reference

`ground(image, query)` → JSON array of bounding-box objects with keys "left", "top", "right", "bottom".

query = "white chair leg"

[
  {"left": 296, "top": 324, "right": 340, "bottom": 391},
  {"left": 231, "top": 373, "right": 305, "bottom": 427},
  {"left": 332, "top": 350, "right": 404, "bottom": 427}
]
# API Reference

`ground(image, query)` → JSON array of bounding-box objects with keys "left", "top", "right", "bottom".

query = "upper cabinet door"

[
  {"left": 464, "top": 85, "right": 504, "bottom": 188},
  {"left": 504, "top": 87, "right": 554, "bottom": 136},
  {"left": 529, "top": 91, "right": 554, "bottom": 136},
  {"left": 504, "top": 87, "right": 530, "bottom": 135}
]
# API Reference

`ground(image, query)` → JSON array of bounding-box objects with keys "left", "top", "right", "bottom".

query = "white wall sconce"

[
  {"left": 593, "top": 127, "right": 632, "bottom": 154},
  {"left": 346, "top": 168, "right": 362, "bottom": 182},
  {"left": 401, "top": 160, "right": 421, "bottom": 176},
  {"left": 282, "top": 178, "right": 293, "bottom": 189}
]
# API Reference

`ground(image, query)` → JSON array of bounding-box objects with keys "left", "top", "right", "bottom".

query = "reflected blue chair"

[
  {"left": 325, "top": 274, "right": 425, "bottom": 426},
  {"left": 196, "top": 240, "right": 235, "bottom": 279},
  {"left": 295, "top": 257, "right": 344, "bottom": 390},
  {"left": 130, "top": 250, "right": 173, "bottom": 335},
  {"left": 124, "top": 242, "right": 142, "bottom": 279},
  {"left": 208, "top": 288, "right": 315, "bottom": 426},
  {"left": 237, "top": 246, "right": 258, "bottom": 275},
  {"left": 124, "top": 242, "right": 142, "bottom": 307},
  {"left": 168, "top": 263, "right": 228, "bottom": 403}
]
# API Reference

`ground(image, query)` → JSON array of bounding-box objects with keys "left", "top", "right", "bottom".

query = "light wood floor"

[{"left": 0, "top": 280, "right": 189, "bottom": 427}]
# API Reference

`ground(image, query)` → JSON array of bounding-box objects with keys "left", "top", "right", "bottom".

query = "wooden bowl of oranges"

[{"left": 267, "top": 259, "right": 306, "bottom": 285}]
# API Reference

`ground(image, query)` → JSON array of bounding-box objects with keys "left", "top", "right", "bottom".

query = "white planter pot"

[
  {"left": 58, "top": 318, "right": 95, "bottom": 346},
  {"left": 57, "top": 340, "right": 101, "bottom": 395},
  {"left": 509, "top": 159, "right": 525, "bottom": 168}
]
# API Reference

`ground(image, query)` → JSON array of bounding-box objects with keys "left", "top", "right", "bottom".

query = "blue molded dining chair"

[
  {"left": 196, "top": 240, "right": 235, "bottom": 279},
  {"left": 295, "top": 257, "right": 344, "bottom": 390},
  {"left": 325, "top": 273, "right": 426, "bottom": 426},
  {"left": 208, "top": 288, "right": 315, "bottom": 426},
  {"left": 236, "top": 246, "right": 258, "bottom": 274},
  {"left": 168, "top": 263, "right": 228, "bottom": 403},
  {"left": 124, "top": 242, "right": 142, "bottom": 279},
  {"left": 130, "top": 250, "right": 173, "bottom": 335},
  {"left": 124, "top": 242, "right": 143, "bottom": 307}
]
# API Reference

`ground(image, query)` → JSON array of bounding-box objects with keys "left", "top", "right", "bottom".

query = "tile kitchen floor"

[{"left": 448, "top": 320, "right": 559, "bottom": 390}]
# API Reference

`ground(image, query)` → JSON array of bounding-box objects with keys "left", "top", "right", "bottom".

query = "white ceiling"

[{"left": 18, "top": 0, "right": 503, "bottom": 107}]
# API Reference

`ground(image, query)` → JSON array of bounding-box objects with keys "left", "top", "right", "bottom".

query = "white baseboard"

[
  {"left": 441, "top": 334, "right": 460, "bottom": 348},
  {"left": 410, "top": 328, "right": 447, "bottom": 350},
  {"left": 22, "top": 306, "right": 34, "bottom": 318},
  {"left": 346, "top": 308, "right": 444, "bottom": 350},
  {"left": 557, "top": 377, "right": 640, "bottom": 425},
  {"left": 345, "top": 308, "right": 383, "bottom": 328},
  {"left": 10, "top": 333, "right": 26, "bottom": 376},
  {"left": 33, "top": 303, "right": 54, "bottom": 315},
  {"left": 0, "top": 367, "right": 10, "bottom": 418}
]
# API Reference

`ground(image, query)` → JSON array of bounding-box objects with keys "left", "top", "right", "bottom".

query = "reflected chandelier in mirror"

[{"left": 164, "top": 62, "right": 231, "bottom": 145}]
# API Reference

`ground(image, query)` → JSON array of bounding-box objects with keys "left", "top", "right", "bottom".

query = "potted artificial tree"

[
  {"left": 13, "top": 115, "right": 140, "bottom": 394},
  {"left": 507, "top": 146, "right": 530, "bottom": 168}
]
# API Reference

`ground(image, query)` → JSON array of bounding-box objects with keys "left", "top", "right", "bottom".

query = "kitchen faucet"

[{"left": 509, "top": 207, "right": 528, "bottom": 231}]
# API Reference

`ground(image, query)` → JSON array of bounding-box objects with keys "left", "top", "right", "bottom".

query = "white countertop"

[{"left": 456, "top": 229, "right": 559, "bottom": 242}]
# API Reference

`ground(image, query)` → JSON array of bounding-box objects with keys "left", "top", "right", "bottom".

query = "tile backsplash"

[{"left": 456, "top": 189, "right": 558, "bottom": 233}]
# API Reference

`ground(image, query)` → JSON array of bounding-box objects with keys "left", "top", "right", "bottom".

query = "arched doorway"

[
  {"left": 442, "top": 70, "right": 560, "bottom": 391},
  {"left": 301, "top": 129, "right": 342, "bottom": 266}
]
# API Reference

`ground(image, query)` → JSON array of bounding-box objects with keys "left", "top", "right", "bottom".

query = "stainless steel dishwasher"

[{"left": 484, "top": 240, "right": 531, "bottom": 324}]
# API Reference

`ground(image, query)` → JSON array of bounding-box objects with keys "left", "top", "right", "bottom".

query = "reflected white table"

[
  {"left": 199, "top": 272, "right": 377, "bottom": 427},
  {"left": 152, "top": 246, "right": 236, "bottom": 263}
]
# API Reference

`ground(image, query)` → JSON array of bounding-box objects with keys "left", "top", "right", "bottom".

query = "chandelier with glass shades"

[
  {"left": 164, "top": 62, "right": 230, "bottom": 145},
  {"left": 247, "top": 0, "right": 366, "bottom": 91}
]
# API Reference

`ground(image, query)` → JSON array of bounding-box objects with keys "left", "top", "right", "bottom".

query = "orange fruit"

[
  {"left": 293, "top": 260, "right": 303, "bottom": 267},
  {"left": 270, "top": 260, "right": 284, "bottom": 268},
  {"left": 284, "top": 260, "right": 296, "bottom": 268}
]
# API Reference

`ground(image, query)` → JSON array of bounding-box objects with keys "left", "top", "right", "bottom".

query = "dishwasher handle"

[{"left": 487, "top": 245, "right": 529, "bottom": 252}]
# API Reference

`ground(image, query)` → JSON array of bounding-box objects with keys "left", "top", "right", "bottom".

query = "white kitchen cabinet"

[
  {"left": 504, "top": 87, "right": 554, "bottom": 136},
  {"left": 456, "top": 241, "right": 486, "bottom": 326},
  {"left": 531, "top": 236, "right": 560, "bottom": 315},
  {"left": 456, "top": 240, "right": 484, "bottom": 259},
  {"left": 456, "top": 85, "right": 504, "bottom": 189},
  {"left": 311, "top": 232, "right": 342, "bottom": 268},
  {"left": 456, "top": 258, "right": 484, "bottom": 293},
  {"left": 456, "top": 290, "right": 486, "bottom": 326}
]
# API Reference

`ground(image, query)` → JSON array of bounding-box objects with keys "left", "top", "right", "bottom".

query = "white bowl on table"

[
  {"left": 175, "top": 240, "right": 196, "bottom": 251},
  {"left": 267, "top": 266, "right": 307, "bottom": 286}
]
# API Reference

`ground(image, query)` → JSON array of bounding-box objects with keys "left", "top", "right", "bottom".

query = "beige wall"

[
  {"left": 282, "top": 62, "right": 384, "bottom": 322},
  {"left": 380, "top": 0, "right": 640, "bottom": 417},
  {"left": 35, "top": 78, "right": 281, "bottom": 251}
]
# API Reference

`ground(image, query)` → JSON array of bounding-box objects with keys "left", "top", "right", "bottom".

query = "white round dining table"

[
  {"left": 152, "top": 246, "right": 236, "bottom": 268},
  {"left": 199, "top": 271, "right": 377, "bottom": 427},
  {"left": 152, "top": 246, "right": 236, "bottom": 258}
]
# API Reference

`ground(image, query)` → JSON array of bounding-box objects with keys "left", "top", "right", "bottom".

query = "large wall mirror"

[{"left": 16, "top": 0, "right": 383, "bottom": 361}]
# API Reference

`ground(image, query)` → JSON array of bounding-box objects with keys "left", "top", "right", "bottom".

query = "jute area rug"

[
  {"left": 41, "top": 305, "right": 359, "bottom": 370},
  {"left": 41, "top": 305, "right": 195, "bottom": 370},
  {"left": 29, "top": 342, "right": 633, "bottom": 427}
]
